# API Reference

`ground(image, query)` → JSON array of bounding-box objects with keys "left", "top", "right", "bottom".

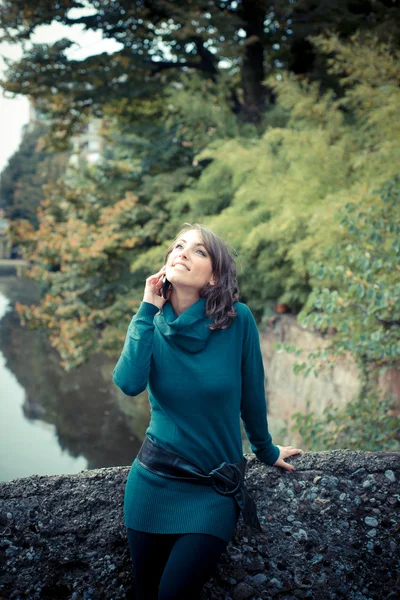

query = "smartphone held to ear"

[{"left": 161, "top": 275, "right": 171, "bottom": 299}]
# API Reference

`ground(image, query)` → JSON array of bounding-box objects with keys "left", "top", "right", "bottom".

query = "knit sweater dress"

[{"left": 113, "top": 297, "right": 280, "bottom": 543}]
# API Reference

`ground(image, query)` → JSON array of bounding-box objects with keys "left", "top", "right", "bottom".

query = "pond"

[{"left": 0, "top": 272, "right": 145, "bottom": 482}]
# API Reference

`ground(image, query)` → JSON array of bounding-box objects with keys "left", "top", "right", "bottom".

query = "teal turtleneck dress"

[{"left": 113, "top": 297, "right": 280, "bottom": 543}]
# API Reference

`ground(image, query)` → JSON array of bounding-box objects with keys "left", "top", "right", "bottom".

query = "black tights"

[{"left": 126, "top": 528, "right": 229, "bottom": 600}]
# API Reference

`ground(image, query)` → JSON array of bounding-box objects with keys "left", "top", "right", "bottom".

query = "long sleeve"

[
  {"left": 113, "top": 301, "right": 159, "bottom": 396},
  {"left": 240, "top": 305, "right": 280, "bottom": 466}
]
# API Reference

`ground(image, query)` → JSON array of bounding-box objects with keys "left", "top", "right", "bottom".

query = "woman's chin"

[
  {"left": 168, "top": 279, "right": 202, "bottom": 295},
  {"left": 168, "top": 278, "right": 188, "bottom": 289},
  {"left": 166, "top": 271, "right": 188, "bottom": 285}
]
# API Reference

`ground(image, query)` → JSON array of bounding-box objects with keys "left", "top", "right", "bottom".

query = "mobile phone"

[{"left": 162, "top": 275, "right": 171, "bottom": 299}]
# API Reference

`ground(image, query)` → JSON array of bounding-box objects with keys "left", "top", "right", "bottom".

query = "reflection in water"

[
  {"left": 0, "top": 350, "right": 87, "bottom": 481},
  {"left": 0, "top": 275, "right": 150, "bottom": 482}
]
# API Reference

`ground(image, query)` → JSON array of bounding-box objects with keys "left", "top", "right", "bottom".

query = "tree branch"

[
  {"left": 146, "top": 37, "right": 218, "bottom": 77},
  {"left": 350, "top": 302, "right": 400, "bottom": 328},
  {"left": 376, "top": 317, "right": 400, "bottom": 328},
  {"left": 147, "top": 60, "right": 201, "bottom": 74},
  {"left": 191, "top": 36, "right": 218, "bottom": 76}
]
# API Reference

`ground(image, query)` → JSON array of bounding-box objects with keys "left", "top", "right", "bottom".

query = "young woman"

[{"left": 113, "top": 223, "right": 303, "bottom": 600}]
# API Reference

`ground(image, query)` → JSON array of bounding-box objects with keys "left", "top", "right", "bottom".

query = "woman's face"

[{"left": 165, "top": 229, "right": 215, "bottom": 292}]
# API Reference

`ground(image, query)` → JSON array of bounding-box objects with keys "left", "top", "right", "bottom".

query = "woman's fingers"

[
  {"left": 142, "top": 266, "right": 169, "bottom": 309},
  {"left": 281, "top": 460, "right": 297, "bottom": 472},
  {"left": 274, "top": 445, "right": 304, "bottom": 471},
  {"left": 150, "top": 272, "right": 164, "bottom": 284},
  {"left": 146, "top": 267, "right": 166, "bottom": 291},
  {"left": 148, "top": 267, "right": 166, "bottom": 282},
  {"left": 282, "top": 446, "right": 303, "bottom": 455}
]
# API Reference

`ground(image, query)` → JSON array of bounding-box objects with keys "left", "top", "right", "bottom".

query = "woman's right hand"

[{"left": 142, "top": 266, "right": 171, "bottom": 309}]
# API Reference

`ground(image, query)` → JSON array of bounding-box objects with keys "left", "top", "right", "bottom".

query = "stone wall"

[
  {"left": 1, "top": 450, "right": 399, "bottom": 600},
  {"left": 259, "top": 314, "right": 400, "bottom": 446}
]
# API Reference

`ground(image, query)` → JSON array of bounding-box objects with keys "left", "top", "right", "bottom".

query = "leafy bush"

[{"left": 291, "top": 391, "right": 399, "bottom": 452}]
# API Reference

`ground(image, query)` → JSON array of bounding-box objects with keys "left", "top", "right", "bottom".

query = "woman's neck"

[{"left": 169, "top": 290, "right": 200, "bottom": 316}]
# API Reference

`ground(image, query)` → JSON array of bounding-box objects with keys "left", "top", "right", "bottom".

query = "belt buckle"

[{"left": 210, "top": 463, "right": 242, "bottom": 496}]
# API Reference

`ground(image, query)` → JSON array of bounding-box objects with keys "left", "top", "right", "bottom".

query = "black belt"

[{"left": 137, "top": 435, "right": 262, "bottom": 532}]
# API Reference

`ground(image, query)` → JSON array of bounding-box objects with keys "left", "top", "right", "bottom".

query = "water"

[{"left": 0, "top": 274, "right": 147, "bottom": 482}]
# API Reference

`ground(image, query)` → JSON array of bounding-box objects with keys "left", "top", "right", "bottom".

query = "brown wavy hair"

[{"left": 164, "top": 223, "right": 239, "bottom": 329}]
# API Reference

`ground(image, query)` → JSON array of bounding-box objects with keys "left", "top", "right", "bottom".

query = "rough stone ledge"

[{"left": 1, "top": 450, "right": 399, "bottom": 600}]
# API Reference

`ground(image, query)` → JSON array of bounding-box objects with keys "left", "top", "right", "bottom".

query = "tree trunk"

[{"left": 239, "top": 0, "right": 268, "bottom": 122}]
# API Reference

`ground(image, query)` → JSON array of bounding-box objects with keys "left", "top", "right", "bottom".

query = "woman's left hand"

[{"left": 272, "top": 445, "right": 303, "bottom": 472}]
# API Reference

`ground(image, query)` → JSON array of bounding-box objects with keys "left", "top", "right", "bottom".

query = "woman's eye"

[{"left": 174, "top": 243, "right": 206, "bottom": 256}]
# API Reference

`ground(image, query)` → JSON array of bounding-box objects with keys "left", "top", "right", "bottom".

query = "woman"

[{"left": 113, "top": 223, "right": 303, "bottom": 600}]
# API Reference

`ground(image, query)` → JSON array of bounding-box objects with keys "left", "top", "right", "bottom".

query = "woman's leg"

[
  {"left": 126, "top": 528, "right": 178, "bottom": 600},
  {"left": 158, "top": 533, "right": 229, "bottom": 600}
]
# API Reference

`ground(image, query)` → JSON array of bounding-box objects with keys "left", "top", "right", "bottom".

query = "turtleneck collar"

[{"left": 154, "top": 297, "right": 214, "bottom": 353}]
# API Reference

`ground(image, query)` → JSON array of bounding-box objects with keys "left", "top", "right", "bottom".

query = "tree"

[
  {"left": 1, "top": 0, "right": 398, "bottom": 137},
  {"left": 170, "top": 32, "right": 400, "bottom": 317},
  {"left": 10, "top": 76, "right": 252, "bottom": 369},
  {"left": 297, "top": 175, "right": 400, "bottom": 380},
  {"left": 0, "top": 123, "right": 69, "bottom": 227},
  {"left": 291, "top": 176, "right": 400, "bottom": 455},
  {"left": 11, "top": 32, "right": 400, "bottom": 370}
]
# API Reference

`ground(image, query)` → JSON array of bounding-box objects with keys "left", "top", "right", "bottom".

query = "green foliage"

[
  {"left": 11, "top": 75, "right": 258, "bottom": 369},
  {"left": 0, "top": 123, "right": 69, "bottom": 226},
  {"left": 13, "top": 177, "right": 158, "bottom": 369},
  {"left": 298, "top": 176, "right": 400, "bottom": 371},
  {"left": 270, "top": 172, "right": 400, "bottom": 454},
  {"left": 1, "top": 0, "right": 398, "bottom": 138},
  {"left": 163, "top": 73, "right": 256, "bottom": 147},
  {"left": 291, "top": 391, "right": 400, "bottom": 452},
  {"left": 144, "top": 34, "right": 398, "bottom": 324},
  {"left": 11, "top": 33, "right": 400, "bottom": 375}
]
